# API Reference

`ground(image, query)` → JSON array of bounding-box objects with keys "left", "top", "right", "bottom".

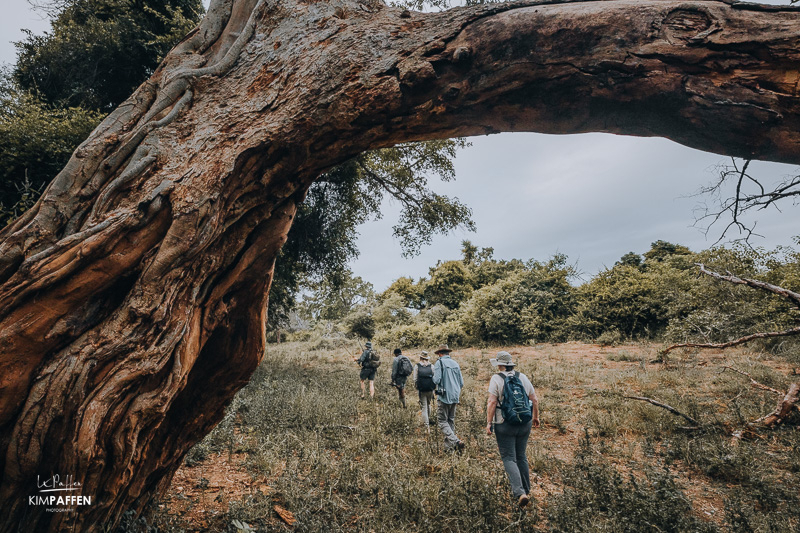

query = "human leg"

[
  {"left": 447, "top": 403, "right": 457, "bottom": 433},
  {"left": 419, "top": 391, "right": 433, "bottom": 425},
  {"left": 514, "top": 422, "right": 533, "bottom": 495},
  {"left": 368, "top": 379, "right": 374, "bottom": 398},
  {"left": 437, "top": 402, "right": 460, "bottom": 449},
  {"left": 494, "top": 423, "right": 526, "bottom": 498},
  {"left": 396, "top": 377, "right": 407, "bottom": 407}
]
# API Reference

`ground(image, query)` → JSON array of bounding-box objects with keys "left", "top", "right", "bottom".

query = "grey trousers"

[
  {"left": 419, "top": 390, "right": 435, "bottom": 425},
  {"left": 437, "top": 402, "right": 460, "bottom": 448},
  {"left": 494, "top": 421, "right": 533, "bottom": 498}
]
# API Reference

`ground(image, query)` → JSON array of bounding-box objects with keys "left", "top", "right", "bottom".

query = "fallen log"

[{"left": 755, "top": 383, "right": 800, "bottom": 428}]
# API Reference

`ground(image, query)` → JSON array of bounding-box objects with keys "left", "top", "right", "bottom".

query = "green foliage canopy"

[
  {"left": 302, "top": 239, "right": 799, "bottom": 356},
  {"left": 14, "top": 0, "right": 204, "bottom": 111},
  {"left": 0, "top": 86, "right": 104, "bottom": 223}
]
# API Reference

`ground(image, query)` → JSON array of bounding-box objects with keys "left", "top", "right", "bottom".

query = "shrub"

[
  {"left": 375, "top": 319, "right": 469, "bottom": 349},
  {"left": 547, "top": 434, "right": 718, "bottom": 533}
]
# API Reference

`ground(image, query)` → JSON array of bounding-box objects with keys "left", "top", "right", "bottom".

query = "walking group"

[{"left": 355, "top": 343, "right": 540, "bottom": 508}]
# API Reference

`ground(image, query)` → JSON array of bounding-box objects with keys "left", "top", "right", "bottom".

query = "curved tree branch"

[{"left": 663, "top": 264, "right": 800, "bottom": 354}]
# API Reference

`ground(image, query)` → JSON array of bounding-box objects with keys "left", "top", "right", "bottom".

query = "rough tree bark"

[{"left": 1, "top": 0, "right": 799, "bottom": 529}]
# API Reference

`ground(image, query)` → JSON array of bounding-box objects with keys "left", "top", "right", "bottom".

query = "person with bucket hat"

[
  {"left": 432, "top": 344, "right": 465, "bottom": 452},
  {"left": 355, "top": 341, "right": 378, "bottom": 399},
  {"left": 486, "top": 351, "right": 540, "bottom": 508},
  {"left": 412, "top": 351, "right": 436, "bottom": 428}
]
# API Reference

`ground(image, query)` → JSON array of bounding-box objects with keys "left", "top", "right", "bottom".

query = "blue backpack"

[{"left": 499, "top": 372, "right": 532, "bottom": 425}]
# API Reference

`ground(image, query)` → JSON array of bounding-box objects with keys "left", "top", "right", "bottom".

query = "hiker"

[
  {"left": 413, "top": 351, "right": 436, "bottom": 428},
  {"left": 432, "top": 344, "right": 465, "bottom": 452},
  {"left": 355, "top": 341, "right": 379, "bottom": 399},
  {"left": 486, "top": 351, "right": 540, "bottom": 508},
  {"left": 390, "top": 348, "right": 413, "bottom": 408}
]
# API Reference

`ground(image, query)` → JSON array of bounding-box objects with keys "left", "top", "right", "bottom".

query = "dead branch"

[
  {"left": 694, "top": 157, "right": 800, "bottom": 245},
  {"left": 697, "top": 264, "right": 800, "bottom": 308},
  {"left": 662, "top": 326, "right": 800, "bottom": 354},
  {"left": 624, "top": 396, "right": 701, "bottom": 427},
  {"left": 754, "top": 383, "right": 800, "bottom": 428},
  {"left": 720, "top": 367, "right": 799, "bottom": 428},
  {"left": 662, "top": 264, "right": 800, "bottom": 355},
  {"left": 721, "top": 366, "right": 784, "bottom": 396}
]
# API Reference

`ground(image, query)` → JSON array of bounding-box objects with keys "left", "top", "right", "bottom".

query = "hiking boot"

[
  {"left": 455, "top": 441, "right": 466, "bottom": 453},
  {"left": 518, "top": 494, "right": 530, "bottom": 508}
]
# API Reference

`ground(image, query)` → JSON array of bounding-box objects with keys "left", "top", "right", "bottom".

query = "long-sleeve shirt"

[{"left": 432, "top": 355, "right": 463, "bottom": 404}]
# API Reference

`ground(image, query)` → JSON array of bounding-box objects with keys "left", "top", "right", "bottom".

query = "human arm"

[
  {"left": 530, "top": 389, "right": 540, "bottom": 428},
  {"left": 486, "top": 393, "right": 498, "bottom": 435},
  {"left": 432, "top": 360, "right": 441, "bottom": 385}
]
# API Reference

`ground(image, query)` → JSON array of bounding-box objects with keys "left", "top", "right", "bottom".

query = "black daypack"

[
  {"left": 416, "top": 364, "right": 435, "bottom": 391},
  {"left": 398, "top": 356, "right": 413, "bottom": 377},
  {"left": 499, "top": 372, "right": 532, "bottom": 425}
]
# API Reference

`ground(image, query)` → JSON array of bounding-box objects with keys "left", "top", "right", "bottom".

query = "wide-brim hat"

[
  {"left": 490, "top": 351, "right": 515, "bottom": 368},
  {"left": 365, "top": 341, "right": 372, "bottom": 348},
  {"left": 419, "top": 351, "right": 429, "bottom": 360},
  {"left": 434, "top": 344, "right": 452, "bottom": 354}
]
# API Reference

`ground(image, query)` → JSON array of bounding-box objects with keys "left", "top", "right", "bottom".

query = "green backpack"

[{"left": 364, "top": 349, "right": 381, "bottom": 369}]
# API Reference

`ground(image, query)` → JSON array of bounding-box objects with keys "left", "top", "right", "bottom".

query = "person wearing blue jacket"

[{"left": 432, "top": 344, "right": 465, "bottom": 452}]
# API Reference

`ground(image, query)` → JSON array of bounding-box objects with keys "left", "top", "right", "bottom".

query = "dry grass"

[{"left": 130, "top": 342, "right": 799, "bottom": 533}]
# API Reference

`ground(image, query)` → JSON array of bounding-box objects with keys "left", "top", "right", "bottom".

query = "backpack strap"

[
  {"left": 496, "top": 372, "right": 508, "bottom": 403},
  {"left": 496, "top": 371, "right": 520, "bottom": 402}
]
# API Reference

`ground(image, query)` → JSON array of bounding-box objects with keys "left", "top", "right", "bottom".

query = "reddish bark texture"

[{"left": 0, "top": 0, "right": 799, "bottom": 529}]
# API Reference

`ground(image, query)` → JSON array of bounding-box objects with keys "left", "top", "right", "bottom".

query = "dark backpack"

[
  {"left": 364, "top": 349, "right": 381, "bottom": 369},
  {"left": 416, "top": 363, "right": 435, "bottom": 391},
  {"left": 397, "top": 356, "right": 413, "bottom": 377},
  {"left": 499, "top": 372, "right": 532, "bottom": 425}
]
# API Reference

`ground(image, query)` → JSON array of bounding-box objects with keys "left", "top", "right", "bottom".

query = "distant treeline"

[{"left": 286, "top": 239, "right": 800, "bottom": 354}]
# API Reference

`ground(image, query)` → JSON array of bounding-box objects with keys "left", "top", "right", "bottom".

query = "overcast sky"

[{"left": 3, "top": 0, "right": 798, "bottom": 290}]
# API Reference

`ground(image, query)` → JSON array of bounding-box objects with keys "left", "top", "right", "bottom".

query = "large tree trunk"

[{"left": 1, "top": 0, "right": 798, "bottom": 529}]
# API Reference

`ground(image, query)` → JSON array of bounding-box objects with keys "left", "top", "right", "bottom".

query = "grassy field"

[{"left": 130, "top": 341, "right": 800, "bottom": 533}]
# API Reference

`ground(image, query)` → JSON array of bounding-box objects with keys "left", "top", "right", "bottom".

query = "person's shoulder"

[{"left": 518, "top": 372, "right": 534, "bottom": 388}]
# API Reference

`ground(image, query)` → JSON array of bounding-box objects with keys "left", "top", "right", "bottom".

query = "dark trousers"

[{"left": 494, "top": 420, "right": 533, "bottom": 498}]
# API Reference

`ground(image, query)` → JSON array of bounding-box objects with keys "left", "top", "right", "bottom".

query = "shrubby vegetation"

[{"left": 287, "top": 239, "right": 800, "bottom": 358}]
